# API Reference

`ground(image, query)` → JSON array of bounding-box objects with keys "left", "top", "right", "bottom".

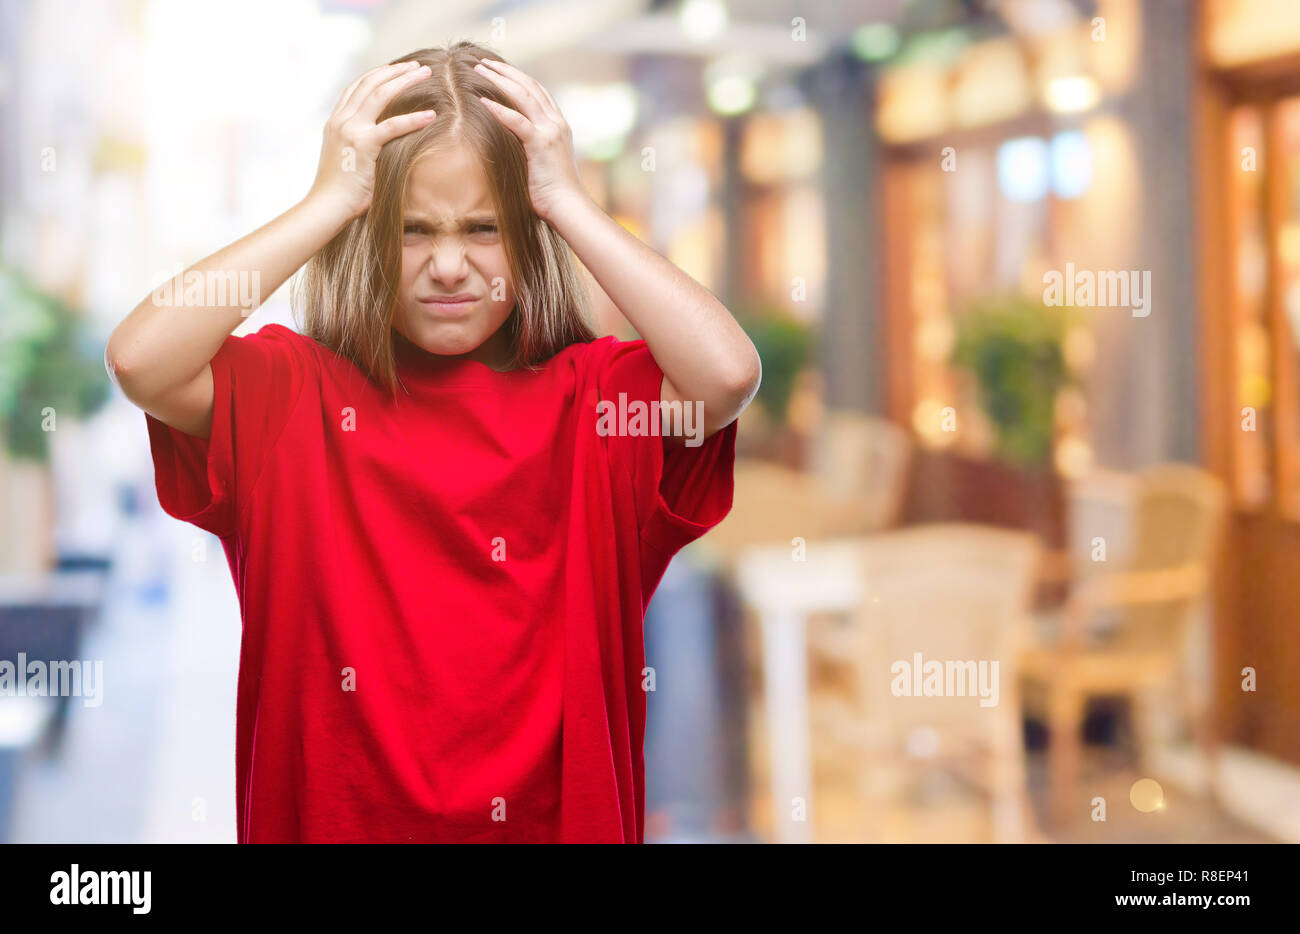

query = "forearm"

[
  {"left": 106, "top": 192, "right": 355, "bottom": 403},
  {"left": 545, "top": 193, "right": 760, "bottom": 406}
]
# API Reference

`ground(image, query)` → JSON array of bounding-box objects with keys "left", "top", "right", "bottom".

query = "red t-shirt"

[{"left": 144, "top": 322, "right": 737, "bottom": 843}]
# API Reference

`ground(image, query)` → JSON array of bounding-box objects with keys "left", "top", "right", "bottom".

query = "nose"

[{"left": 424, "top": 236, "right": 470, "bottom": 285}]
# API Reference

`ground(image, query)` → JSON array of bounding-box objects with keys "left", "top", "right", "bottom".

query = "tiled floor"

[{"left": 744, "top": 745, "right": 1280, "bottom": 844}]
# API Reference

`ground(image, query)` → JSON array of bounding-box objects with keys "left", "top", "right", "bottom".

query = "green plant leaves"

[
  {"left": 950, "top": 294, "right": 1075, "bottom": 468},
  {"left": 0, "top": 266, "right": 111, "bottom": 462},
  {"left": 733, "top": 306, "right": 814, "bottom": 426}
]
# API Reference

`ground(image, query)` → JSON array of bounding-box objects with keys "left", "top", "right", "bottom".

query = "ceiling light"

[{"left": 680, "top": 0, "right": 728, "bottom": 43}]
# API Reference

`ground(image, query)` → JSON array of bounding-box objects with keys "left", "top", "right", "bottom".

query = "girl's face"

[{"left": 394, "top": 141, "right": 517, "bottom": 369}]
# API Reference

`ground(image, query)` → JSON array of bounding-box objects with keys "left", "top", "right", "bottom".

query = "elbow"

[
  {"left": 725, "top": 350, "right": 762, "bottom": 406},
  {"left": 104, "top": 331, "right": 150, "bottom": 404},
  {"left": 703, "top": 355, "right": 760, "bottom": 428},
  {"left": 104, "top": 336, "right": 127, "bottom": 389},
  {"left": 104, "top": 333, "right": 133, "bottom": 391}
]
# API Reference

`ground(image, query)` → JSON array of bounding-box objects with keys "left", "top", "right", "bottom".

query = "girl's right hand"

[{"left": 307, "top": 60, "right": 436, "bottom": 220}]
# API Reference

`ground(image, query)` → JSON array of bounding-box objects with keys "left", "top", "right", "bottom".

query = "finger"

[
  {"left": 338, "top": 61, "right": 423, "bottom": 122},
  {"left": 342, "top": 62, "right": 425, "bottom": 123},
  {"left": 478, "top": 58, "right": 562, "bottom": 120},
  {"left": 478, "top": 96, "right": 535, "bottom": 143},
  {"left": 335, "top": 60, "right": 418, "bottom": 113},
  {"left": 475, "top": 59, "right": 546, "bottom": 117},
  {"left": 375, "top": 109, "right": 437, "bottom": 145},
  {"left": 354, "top": 63, "right": 431, "bottom": 124},
  {"left": 333, "top": 66, "right": 388, "bottom": 112},
  {"left": 334, "top": 77, "right": 362, "bottom": 113},
  {"left": 474, "top": 62, "right": 547, "bottom": 124},
  {"left": 335, "top": 61, "right": 416, "bottom": 120}
]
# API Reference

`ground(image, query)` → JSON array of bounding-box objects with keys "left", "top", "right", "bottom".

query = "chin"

[
  {"left": 398, "top": 318, "right": 486, "bottom": 357},
  {"left": 400, "top": 300, "right": 514, "bottom": 353}
]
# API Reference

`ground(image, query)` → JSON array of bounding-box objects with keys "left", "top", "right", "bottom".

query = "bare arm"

[
  {"left": 473, "top": 57, "right": 761, "bottom": 443},
  {"left": 106, "top": 59, "right": 438, "bottom": 438},
  {"left": 544, "top": 192, "right": 761, "bottom": 441},
  {"left": 106, "top": 195, "right": 358, "bottom": 437}
]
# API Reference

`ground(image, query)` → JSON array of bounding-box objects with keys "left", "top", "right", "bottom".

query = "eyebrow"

[{"left": 402, "top": 213, "right": 498, "bottom": 230}]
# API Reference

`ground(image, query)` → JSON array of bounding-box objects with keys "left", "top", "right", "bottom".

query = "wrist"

[
  {"left": 540, "top": 189, "right": 596, "bottom": 229},
  {"left": 301, "top": 188, "right": 366, "bottom": 228}
]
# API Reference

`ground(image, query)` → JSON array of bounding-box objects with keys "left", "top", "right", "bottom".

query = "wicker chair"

[
  {"left": 1020, "top": 463, "right": 1227, "bottom": 825},
  {"left": 808, "top": 524, "right": 1042, "bottom": 842}
]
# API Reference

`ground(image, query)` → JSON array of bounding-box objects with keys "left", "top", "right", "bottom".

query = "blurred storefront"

[
  {"left": 1198, "top": 0, "right": 1300, "bottom": 770},
  {"left": 820, "top": 0, "right": 1300, "bottom": 779},
  {"left": 868, "top": 1, "right": 1152, "bottom": 552}
]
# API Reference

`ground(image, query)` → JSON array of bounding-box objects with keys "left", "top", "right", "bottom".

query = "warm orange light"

[{"left": 1044, "top": 74, "right": 1101, "bottom": 114}]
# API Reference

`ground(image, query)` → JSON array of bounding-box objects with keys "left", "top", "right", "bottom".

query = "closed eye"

[{"left": 403, "top": 223, "right": 498, "bottom": 235}]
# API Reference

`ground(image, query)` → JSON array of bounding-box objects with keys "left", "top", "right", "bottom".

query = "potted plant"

[
  {"left": 0, "top": 266, "right": 112, "bottom": 574},
  {"left": 951, "top": 293, "right": 1075, "bottom": 468},
  {"left": 732, "top": 304, "right": 815, "bottom": 467},
  {"left": 937, "top": 293, "right": 1078, "bottom": 547}
]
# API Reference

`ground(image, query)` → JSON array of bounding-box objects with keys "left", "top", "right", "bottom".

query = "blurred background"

[{"left": 1, "top": 0, "right": 1297, "bottom": 844}]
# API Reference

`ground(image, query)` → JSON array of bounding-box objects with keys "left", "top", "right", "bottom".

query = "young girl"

[{"left": 106, "top": 41, "right": 760, "bottom": 844}]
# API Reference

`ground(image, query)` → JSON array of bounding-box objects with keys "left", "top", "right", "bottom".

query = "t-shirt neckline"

[{"left": 392, "top": 329, "right": 519, "bottom": 379}]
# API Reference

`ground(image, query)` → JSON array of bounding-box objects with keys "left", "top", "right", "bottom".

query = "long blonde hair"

[{"left": 294, "top": 41, "right": 596, "bottom": 394}]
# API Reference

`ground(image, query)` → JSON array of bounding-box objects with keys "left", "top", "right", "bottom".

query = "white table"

[{"left": 733, "top": 539, "right": 866, "bottom": 844}]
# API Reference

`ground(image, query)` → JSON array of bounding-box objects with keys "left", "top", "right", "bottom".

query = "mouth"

[{"left": 418, "top": 295, "right": 479, "bottom": 315}]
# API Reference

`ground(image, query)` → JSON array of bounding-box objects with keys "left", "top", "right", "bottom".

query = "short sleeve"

[
  {"left": 592, "top": 337, "right": 738, "bottom": 558},
  {"left": 144, "top": 323, "right": 309, "bottom": 539}
]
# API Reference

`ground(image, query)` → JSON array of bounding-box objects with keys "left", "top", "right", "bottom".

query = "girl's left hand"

[{"left": 474, "top": 58, "right": 587, "bottom": 223}]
